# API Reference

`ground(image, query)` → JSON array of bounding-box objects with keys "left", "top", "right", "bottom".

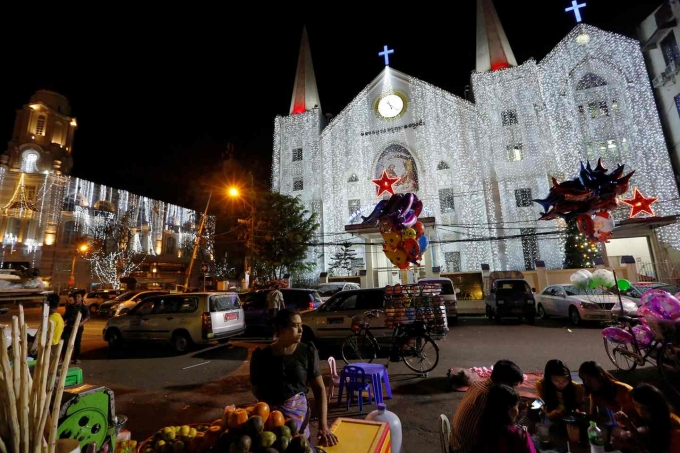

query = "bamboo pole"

[
  {"left": 0, "top": 357, "right": 10, "bottom": 442},
  {"left": 35, "top": 340, "right": 63, "bottom": 453},
  {"left": 0, "top": 328, "right": 20, "bottom": 453},
  {"left": 20, "top": 323, "right": 30, "bottom": 453},
  {"left": 11, "top": 317, "right": 20, "bottom": 406},
  {"left": 30, "top": 306, "right": 49, "bottom": 431},
  {"left": 36, "top": 321, "right": 54, "bottom": 430},
  {"left": 48, "top": 311, "right": 81, "bottom": 453},
  {"left": 0, "top": 432, "right": 7, "bottom": 453}
]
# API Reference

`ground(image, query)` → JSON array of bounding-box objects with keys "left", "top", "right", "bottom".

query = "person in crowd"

[
  {"left": 250, "top": 309, "right": 338, "bottom": 448},
  {"left": 266, "top": 284, "right": 285, "bottom": 320},
  {"left": 62, "top": 290, "right": 90, "bottom": 364},
  {"left": 46, "top": 294, "right": 64, "bottom": 355},
  {"left": 578, "top": 361, "right": 635, "bottom": 419},
  {"left": 449, "top": 359, "right": 525, "bottom": 453},
  {"left": 613, "top": 383, "right": 680, "bottom": 453},
  {"left": 478, "top": 385, "right": 536, "bottom": 453},
  {"left": 535, "top": 359, "right": 584, "bottom": 421}
]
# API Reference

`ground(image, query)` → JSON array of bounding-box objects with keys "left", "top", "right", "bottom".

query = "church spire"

[
  {"left": 476, "top": 0, "right": 518, "bottom": 72},
  {"left": 290, "top": 26, "right": 321, "bottom": 115}
]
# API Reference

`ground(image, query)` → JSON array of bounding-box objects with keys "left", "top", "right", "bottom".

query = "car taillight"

[
  {"left": 351, "top": 324, "right": 362, "bottom": 333},
  {"left": 309, "top": 301, "right": 314, "bottom": 310},
  {"left": 202, "top": 312, "right": 213, "bottom": 339}
]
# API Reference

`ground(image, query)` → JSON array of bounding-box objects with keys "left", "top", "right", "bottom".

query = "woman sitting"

[
  {"left": 477, "top": 385, "right": 536, "bottom": 453},
  {"left": 250, "top": 309, "right": 338, "bottom": 447},
  {"left": 613, "top": 383, "right": 680, "bottom": 453},
  {"left": 578, "top": 361, "right": 635, "bottom": 419},
  {"left": 535, "top": 359, "right": 584, "bottom": 421}
]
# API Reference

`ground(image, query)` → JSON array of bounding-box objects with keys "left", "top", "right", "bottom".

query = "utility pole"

[{"left": 184, "top": 192, "right": 212, "bottom": 291}]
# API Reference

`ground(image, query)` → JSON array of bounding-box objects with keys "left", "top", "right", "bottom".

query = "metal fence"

[{"left": 636, "top": 261, "right": 680, "bottom": 286}]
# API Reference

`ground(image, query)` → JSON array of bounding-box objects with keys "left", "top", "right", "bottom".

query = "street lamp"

[
  {"left": 227, "top": 176, "right": 255, "bottom": 289},
  {"left": 69, "top": 244, "right": 88, "bottom": 288}
]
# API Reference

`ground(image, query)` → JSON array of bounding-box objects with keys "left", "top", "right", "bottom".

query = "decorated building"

[
  {"left": 0, "top": 90, "right": 204, "bottom": 291},
  {"left": 272, "top": 0, "right": 680, "bottom": 286}
]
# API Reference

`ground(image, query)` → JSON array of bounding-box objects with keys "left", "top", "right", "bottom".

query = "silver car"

[
  {"left": 535, "top": 284, "right": 635, "bottom": 325},
  {"left": 103, "top": 292, "right": 245, "bottom": 353}
]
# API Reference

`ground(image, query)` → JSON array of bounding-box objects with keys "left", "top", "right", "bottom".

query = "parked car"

[
  {"left": 486, "top": 277, "right": 536, "bottom": 324},
  {"left": 98, "top": 291, "right": 168, "bottom": 317},
  {"left": 300, "top": 288, "right": 389, "bottom": 343},
  {"left": 418, "top": 277, "right": 457, "bottom": 322},
  {"left": 240, "top": 288, "right": 323, "bottom": 331},
  {"left": 617, "top": 282, "right": 680, "bottom": 300},
  {"left": 83, "top": 291, "right": 120, "bottom": 315},
  {"left": 314, "top": 282, "right": 361, "bottom": 302},
  {"left": 535, "top": 284, "right": 635, "bottom": 325},
  {"left": 103, "top": 292, "right": 245, "bottom": 353}
]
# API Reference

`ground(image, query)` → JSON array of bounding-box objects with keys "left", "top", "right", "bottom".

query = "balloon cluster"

[
  {"left": 570, "top": 268, "right": 630, "bottom": 291},
  {"left": 602, "top": 289, "right": 680, "bottom": 347},
  {"left": 534, "top": 159, "right": 635, "bottom": 243},
  {"left": 361, "top": 193, "right": 428, "bottom": 269}
]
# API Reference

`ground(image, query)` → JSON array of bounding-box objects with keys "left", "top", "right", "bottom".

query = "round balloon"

[
  {"left": 592, "top": 269, "right": 615, "bottom": 288},
  {"left": 402, "top": 228, "right": 417, "bottom": 241},
  {"left": 647, "top": 292, "right": 680, "bottom": 320},
  {"left": 418, "top": 235, "right": 429, "bottom": 254},
  {"left": 414, "top": 222, "right": 425, "bottom": 238},
  {"left": 601, "top": 326, "right": 633, "bottom": 345},
  {"left": 641, "top": 289, "right": 674, "bottom": 306},
  {"left": 402, "top": 238, "right": 420, "bottom": 261},
  {"left": 381, "top": 231, "right": 402, "bottom": 250},
  {"left": 617, "top": 279, "right": 631, "bottom": 291},
  {"left": 632, "top": 324, "right": 654, "bottom": 348}
]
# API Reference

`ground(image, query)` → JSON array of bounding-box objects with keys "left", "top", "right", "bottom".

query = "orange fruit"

[
  {"left": 228, "top": 408, "right": 249, "bottom": 429},
  {"left": 252, "top": 402, "right": 271, "bottom": 423},
  {"left": 202, "top": 426, "right": 222, "bottom": 449},
  {"left": 222, "top": 409, "right": 234, "bottom": 427},
  {"left": 265, "top": 410, "right": 285, "bottom": 430}
]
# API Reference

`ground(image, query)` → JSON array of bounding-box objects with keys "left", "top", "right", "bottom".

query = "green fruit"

[
  {"left": 179, "top": 425, "right": 191, "bottom": 437},
  {"left": 173, "top": 441, "right": 184, "bottom": 453},
  {"left": 244, "top": 415, "right": 265, "bottom": 438},
  {"left": 162, "top": 427, "right": 176, "bottom": 442},
  {"left": 258, "top": 431, "right": 277, "bottom": 448},
  {"left": 275, "top": 435, "right": 290, "bottom": 452},
  {"left": 289, "top": 436, "right": 309, "bottom": 452},
  {"left": 196, "top": 425, "right": 209, "bottom": 432},
  {"left": 275, "top": 425, "right": 292, "bottom": 439},
  {"left": 144, "top": 448, "right": 154, "bottom": 453},
  {"left": 187, "top": 428, "right": 197, "bottom": 439},
  {"left": 154, "top": 440, "right": 166, "bottom": 453},
  {"left": 285, "top": 419, "right": 299, "bottom": 436}
]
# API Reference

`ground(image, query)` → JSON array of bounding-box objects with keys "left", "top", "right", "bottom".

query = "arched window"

[
  {"left": 63, "top": 194, "right": 76, "bottom": 212},
  {"left": 165, "top": 236, "right": 176, "bottom": 255},
  {"left": 437, "top": 161, "right": 450, "bottom": 170},
  {"left": 35, "top": 115, "right": 46, "bottom": 136},
  {"left": 5, "top": 218, "right": 20, "bottom": 239},
  {"left": 20, "top": 150, "right": 40, "bottom": 173},
  {"left": 62, "top": 221, "right": 77, "bottom": 245},
  {"left": 576, "top": 73, "right": 607, "bottom": 90}
]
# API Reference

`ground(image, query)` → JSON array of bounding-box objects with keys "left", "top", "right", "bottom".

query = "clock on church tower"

[{"left": 374, "top": 91, "right": 408, "bottom": 120}]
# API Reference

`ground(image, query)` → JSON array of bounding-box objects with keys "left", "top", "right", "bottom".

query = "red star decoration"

[
  {"left": 372, "top": 170, "right": 399, "bottom": 197},
  {"left": 620, "top": 188, "right": 658, "bottom": 218}
]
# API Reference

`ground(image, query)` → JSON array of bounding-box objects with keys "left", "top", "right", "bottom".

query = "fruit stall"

[{"left": 134, "top": 401, "right": 392, "bottom": 453}]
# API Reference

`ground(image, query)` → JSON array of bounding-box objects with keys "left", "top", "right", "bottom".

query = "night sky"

[{"left": 0, "top": 1, "right": 661, "bottom": 209}]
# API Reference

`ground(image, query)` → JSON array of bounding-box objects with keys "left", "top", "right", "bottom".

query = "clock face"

[{"left": 377, "top": 94, "right": 405, "bottom": 119}]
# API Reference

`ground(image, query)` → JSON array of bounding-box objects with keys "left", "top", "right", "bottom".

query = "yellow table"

[{"left": 323, "top": 418, "right": 391, "bottom": 453}]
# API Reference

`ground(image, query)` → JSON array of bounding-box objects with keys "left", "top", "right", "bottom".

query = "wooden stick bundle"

[{"left": 0, "top": 305, "right": 81, "bottom": 453}]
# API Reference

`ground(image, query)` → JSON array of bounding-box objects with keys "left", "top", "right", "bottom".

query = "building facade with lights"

[
  {"left": 274, "top": 1, "right": 680, "bottom": 285},
  {"left": 638, "top": 1, "right": 680, "bottom": 182},
  {"left": 0, "top": 90, "right": 202, "bottom": 291}
]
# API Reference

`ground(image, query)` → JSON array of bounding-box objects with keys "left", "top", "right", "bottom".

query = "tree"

[
  {"left": 563, "top": 220, "right": 602, "bottom": 269},
  {"left": 83, "top": 209, "right": 145, "bottom": 289},
  {"left": 250, "top": 192, "right": 319, "bottom": 280},
  {"left": 328, "top": 242, "right": 357, "bottom": 276}
]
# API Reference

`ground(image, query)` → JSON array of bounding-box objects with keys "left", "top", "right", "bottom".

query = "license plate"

[
  {"left": 327, "top": 317, "right": 344, "bottom": 325},
  {"left": 511, "top": 308, "right": 522, "bottom": 314},
  {"left": 224, "top": 312, "right": 239, "bottom": 321}
]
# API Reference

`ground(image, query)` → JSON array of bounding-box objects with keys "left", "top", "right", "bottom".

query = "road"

[{"left": 2, "top": 305, "right": 669, "bottom": 452}]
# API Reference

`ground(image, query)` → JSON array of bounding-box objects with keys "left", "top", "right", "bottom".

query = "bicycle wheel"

[
  {"left": 401, "top": 335, "right": 439, "bottom": 374},
  {"left": 341, "top": 333, "right": 377, "bottom": 364},
  {"left": 657, "top": 343, "right": 680, "bottom": 398},
  {"left": 603, "top": 338, "right": 638, "bottom": 371}
]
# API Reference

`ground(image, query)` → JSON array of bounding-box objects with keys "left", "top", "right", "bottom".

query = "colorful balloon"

[
  {"left": 413, "top": 221, "right": 425, "bottom": 238},
  {"left": 402, "top": 238, "right": 420, "bottom": 261},
  {"left": 381, "top": 231, "right": 402, "bottom": 251},
  {"left": 418, "top": 235, "right": 429, "bottom": 254},
  {"left": 632, "top": 324, "right": 654, "bottom": 348},
  {"left": 601, "top": 326, "right": 634, "bottom": 345},
  {"left": 383, "top": 247, "right": 408, "bottom": 267},
  {"left": 402, "top": 228, "right": 417, "bottom": 240},
  {"left": 411, "top": 200, "right": 423, "bottom": 217},
  {"left": 617, "top": 279, "right": 631, "bottom": 291},
  {"left": 394, "top": 193, "right": 415, "bottom": 218},
  {"left": 360, "top": 199, "right": 388, "bottom": 226}
]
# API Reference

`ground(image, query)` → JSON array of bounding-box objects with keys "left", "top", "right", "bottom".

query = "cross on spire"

[
  {"left": 379, "top": 45, "right": 394, "bottom": 66},
  {"left": 565, "top": 0, "right": 587, "bottom": 23}
]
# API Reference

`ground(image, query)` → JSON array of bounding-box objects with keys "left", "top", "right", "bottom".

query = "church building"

[{"left": 273, "top": 0, "right": 680, "bottom": 287}]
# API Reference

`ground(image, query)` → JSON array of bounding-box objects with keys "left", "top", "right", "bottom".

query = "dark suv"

[{"left": 240, "top": 288, "right": 322, "bottom": 331}]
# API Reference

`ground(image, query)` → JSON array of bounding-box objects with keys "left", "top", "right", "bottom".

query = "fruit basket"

[{"left": 136, "top": 402, "right": 324, "bottom": 453}]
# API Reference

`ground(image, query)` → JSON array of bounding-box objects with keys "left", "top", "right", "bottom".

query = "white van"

[
  {"left": 418, "top": 277, "right": 457, "bottom": 322},
  {"left": 103, "top": 292, "right": 245, "bottom": 353}
]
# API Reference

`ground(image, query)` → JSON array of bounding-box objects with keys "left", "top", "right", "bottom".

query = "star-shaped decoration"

[
  {"left": 372, "top": 170, "right": 399, "bottom": 197},
  {"left": 620, "top": 188, "right": 658, "bottom": 218}
]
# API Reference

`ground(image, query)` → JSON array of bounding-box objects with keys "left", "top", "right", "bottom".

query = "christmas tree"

[
  {"left": 328, "top": 242, "right": 358, "bottom": 276},
  {"left": 563, "top": 220, "right": 602, "bottom": 269}
]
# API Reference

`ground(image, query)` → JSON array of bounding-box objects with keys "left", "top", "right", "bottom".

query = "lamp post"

[
  {"left": 228, "top": 173, "right": 255, "bottom": 289},
  {"left": 69, "top": 244, "right": 88, "bottom": 288}
]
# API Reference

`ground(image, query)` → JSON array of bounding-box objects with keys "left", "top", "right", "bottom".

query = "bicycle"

[
  {"left": 340, "top": 309, "right": 440, "bottom": 376},
  {"left": 603, "top": 314, "right": 680, "bottom": 397}
]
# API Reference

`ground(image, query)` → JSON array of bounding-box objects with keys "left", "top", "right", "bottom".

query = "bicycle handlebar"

[{"left": 364, "top": 309, "right": 384, "bottom": 318}]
